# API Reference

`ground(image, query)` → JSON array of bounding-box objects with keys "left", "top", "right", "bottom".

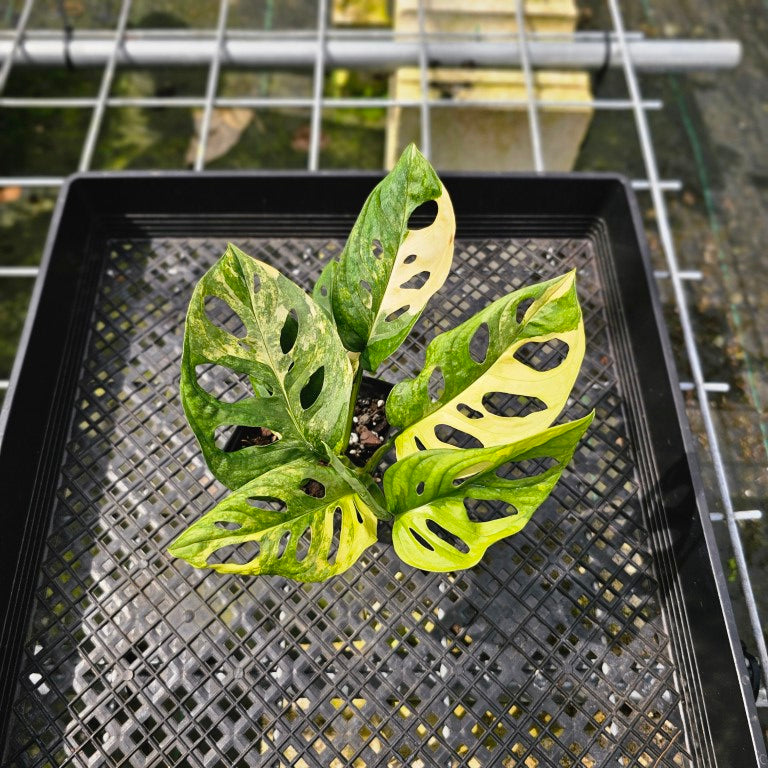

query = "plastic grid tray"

[{"left": 0, "top": 173, "right": 763, "bottom": 767}]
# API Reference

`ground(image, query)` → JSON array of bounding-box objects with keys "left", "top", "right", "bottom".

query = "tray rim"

[{"left": 0, "top": 170, "right": 763, "bottom": 765}]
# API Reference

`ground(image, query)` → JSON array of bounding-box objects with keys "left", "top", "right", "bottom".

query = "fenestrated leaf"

[
  {"left": 312, "top": 258, "right": 335, "bottom": 317},
  {"left": 168, "top": 459, "right": 378, "bottom": 581},
  {"left": 181, "top": 244, "right": 353, "bottom": 489},
  {"left": 384, "top": 414, "right": 593, "bottom": 572},
  {"left": 322, "top": 444, "right": 391, "bottom": 521},
  {"left": 386, "top": 271, "right": 585, "bottom": 458},
  {"left": 325, "top": 143, "right": 455, "bottom": 372}
]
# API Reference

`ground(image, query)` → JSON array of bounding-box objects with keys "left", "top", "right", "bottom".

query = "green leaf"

[
  {"left": 168, "top": 459, "right": 378, "bottom": 581},
  {"left": 386, "top": 270, "right": 585, "bottom": 458},
  {"left": 322, "top": 444, "right": 391, "bottom": 521},
  {"left": 384, "top": 414, "right": 593, "bottom": 572},
  {"left": 312, "top": 257, "right": 336, "bottom": 317},
  {"left": 328, "top": 143, "right": 456, "bottom": 372},
  {"left": 181, "top": 243, "right": 353, "bottom": 489}
]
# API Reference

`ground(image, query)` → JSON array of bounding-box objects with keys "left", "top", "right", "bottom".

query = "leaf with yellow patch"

[
  {"left": 386, "top": 271, "right": 585, "bottom": 458},
  {"left": 385, "top": 414, "right": 593, "bottom": 571},
  {"left": 168, "top": 459, "right": 378, "bottom": 581},
  {"left": 319, "top": 143, "right": 455, "bottom": 372},
  {"left": 181, "top": 243, "right": 353, "bottom": 489}
]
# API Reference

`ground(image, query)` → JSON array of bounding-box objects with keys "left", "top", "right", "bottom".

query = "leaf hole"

[
  {"left": 463, "top": 498, "right": 512, "bottom": 523},
  {"left": 399, "top": 270, "right": 430, "bottom": 290},
  {"left": 372, "top": 239, "right": 383, "bottom": 259},
  {"left": 246, "top": 496, "right": 287, "bottom": 512},
  {"left": 410, "top": 528, "right": 435, "bottom": 552},
  {"left": 516, "top": 297, "right": 534, "bottom": 324},
  {"left": 360, "top": 279, "right": 372, "bottom": 292},
  {"left": 355, "top": 504, "right": 364, "bottom": 524},
  {"left": 204, "top": 296, "right": 247, "bottom": 338},
  {"left": 277, "top": 531, "right": 291, "bottom": 558},
  {"left": 207, "top": 540, "right": 260, "bottom": 565},
  {"left": 403, "top": 253, "right": 417, "bottom": 265},
  {"left": 428, "top": 366, "right": 445, "bottom": 402},
  {"left": 414, "top": 436, "right": 427, "bottom": 451},
  {"left": 416, "top": 481, "right": 425, "bottom": 495},
  {"left": 456, "top": 402, "right": 483, "bottom": 419},
  {"left": 327, "top": 507, "right": 343, "bottom": 564},
  {"left": 300, "top": 478, "right": 326, "bottom": 498},
  {"left": 495, "top": 456, "right": 558, "bottom": 480},
  {"left": 196, "top": 364, "right": 254, "bottom": 403},
  {"left": 407, "top": 199, "right": 438, "bottom": 230},
  {"left": 514, "top": 339, "right": 569, "bottom": 372},
  {"left": 253, "top": 274, "right": 261, "bottom": 293},
  {"left": 214, "top": 520, "right": 242, "bottom": 531},
  {"left": 216, "top": 425, "right": 279, "bottom": 451},
  {"left": 434, "top": 424, "right": 483, "bottom": 449},
  {"left": 385, "top": 305, "right": 410, "bottom": 323},
  {"left": 295, "top": 526, "right": 312, "bottom": 562},
  {"left": 482, "top": 392, "right": 548, "bottom": 418},
  {"left": 280, "top": 309, "right": 299, "bottom": 354},
  {"left": 425, "top": 520, "right": 469, "bottom": 554},
  {"left": 320, "top": 285, "right": 328, "bottom": 297},
  {"left": 469, "top": 322, "right": 490, "bottom": 364},
  {"left": 300, "top": 366, "right": 325, "bottom": 409}
]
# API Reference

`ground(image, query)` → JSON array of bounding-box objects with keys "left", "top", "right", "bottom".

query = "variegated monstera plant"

[{"left": 169, "top": 144, "right": 593, "bottom": 581}]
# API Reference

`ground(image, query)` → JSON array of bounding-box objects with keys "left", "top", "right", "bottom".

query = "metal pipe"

[
  {"left": 78, "top": 0, "right": 132, "bottom": 172},
  {"left": 0, "top": 35, "right": 741, "bottom": 71},
  {"left": 194, "top": 0, "right": 230, "bottom": 171},
  {"left": 515, "top": 0, "right": 544, "bottom": 171},
  {"left": 0, "top": 0, "right": 34, "bottom": 93},
  {"left": 308, "top": 0, "right": 328, "bottom": 171}
]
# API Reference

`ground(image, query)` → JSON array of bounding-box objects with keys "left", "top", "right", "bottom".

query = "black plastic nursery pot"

[{"left": 0, "top": 172, "right": 764, "bottom": 767}]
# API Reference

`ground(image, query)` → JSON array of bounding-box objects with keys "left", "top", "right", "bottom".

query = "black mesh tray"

[{"left": 0, "top": 172, "right": 764, "bottom": 767}]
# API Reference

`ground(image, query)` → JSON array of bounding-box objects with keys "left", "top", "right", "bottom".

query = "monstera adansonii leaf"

[
  {"left": 181, "top": 244, "right": 353, "bottom": 490},
  {"left": 384, "top": 414, "right": 593, "bottom": 571},
  {"left": 386, "top": 270, "right": 585, "bottom": 459},
  {"left": 313, "top": 143, "right": 455, "bottom": 372},
  {"left": 168, "top": 459, "right": 377, "bottom": 581}
]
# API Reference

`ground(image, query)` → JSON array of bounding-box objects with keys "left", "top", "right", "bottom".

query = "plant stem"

[
  {"left": 343, "top": 364, "right": 365, "bottom": 450},
  {"left": 361, "top": 431, "right": 398, "bottom": 475}
]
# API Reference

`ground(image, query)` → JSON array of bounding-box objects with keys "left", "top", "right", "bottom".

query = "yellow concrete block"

[
  {"left": 385, "top": 68, "right": 593, "bottom": 171},
  {"left": 393, "top": 0, "right": 578, "bottom": 35},
  {"left": 332, "top": 0, "right": 391, "bottom": 26}
]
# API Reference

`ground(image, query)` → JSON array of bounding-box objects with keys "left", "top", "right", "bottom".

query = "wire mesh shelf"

[{"left": 0, "top": 0, "right": 765, "bottom": 762}]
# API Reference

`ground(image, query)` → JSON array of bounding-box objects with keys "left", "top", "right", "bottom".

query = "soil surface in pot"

[{"left": 225, "top": 381, "right": 392, "bottom": 477}]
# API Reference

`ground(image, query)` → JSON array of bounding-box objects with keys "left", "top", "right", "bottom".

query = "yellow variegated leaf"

[
  {"left": 387, "top": 271, "right": 585, "bottom": 458},
  {"left": 181, "top": 244, "right": 353, "bottom": 490},
  {"left": 323, "top": 144, "right": 456, "bottom": 372},
  {"left": 366, "top": 187, "right": 455, "bottom": 359},
  {"left": 385, "top": 415, "right": 593, "bottom": 571},
  {"left": 168, "top": 459, "right": 378, "bottom": 581}
]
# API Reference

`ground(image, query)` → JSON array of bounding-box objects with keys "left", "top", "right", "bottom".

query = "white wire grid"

[{"left": 0, "top": 0, "right": 764, "bottom": 708}]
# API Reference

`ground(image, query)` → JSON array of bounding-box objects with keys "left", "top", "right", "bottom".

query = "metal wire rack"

[{"left": 0, "top": 0, "right": 763, "bottom": 735}]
